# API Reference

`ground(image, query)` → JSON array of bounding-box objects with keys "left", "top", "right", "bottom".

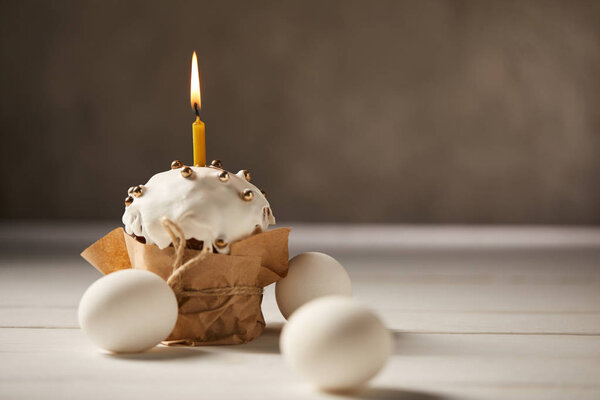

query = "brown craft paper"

[{"left": 81, "top": 227, "right": 290, "bottom": 346}]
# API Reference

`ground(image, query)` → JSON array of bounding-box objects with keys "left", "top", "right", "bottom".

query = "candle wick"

[{"left": 194, "top": 103, "right": 201, "bottom": 119}]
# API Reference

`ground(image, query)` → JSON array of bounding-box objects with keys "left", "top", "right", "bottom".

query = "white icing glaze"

[{"left": 122, "top": 166, "right": 275, "bottom": 253}]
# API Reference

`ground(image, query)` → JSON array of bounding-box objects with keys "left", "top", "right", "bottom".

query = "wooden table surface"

[{"left": 1, "top": 223, "right": 599, "bottom": 400}]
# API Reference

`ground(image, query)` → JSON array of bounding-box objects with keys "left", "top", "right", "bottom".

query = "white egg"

[
  {"left": 78, "top": 269, "right": 178, "bottom": 353},
  {"left": 280, "top": 296, "right": 392, "bottom": 391},
  {"left": 276, "top": 252, "right": 352, "bottom": 319}
]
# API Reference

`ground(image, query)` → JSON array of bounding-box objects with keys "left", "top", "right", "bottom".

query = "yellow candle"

[
  {"left": 190, "top": 51, "right": 206, "bottom": 166},
  {"left": 192, "top": 116, "right": 206, "bottom": 167}
]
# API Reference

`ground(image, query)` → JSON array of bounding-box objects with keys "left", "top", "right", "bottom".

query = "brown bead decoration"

[
  {"left": 127, "top": 186, "right": 135, "bottom": 194},
  {"left": 181, "top": 166, "right": 193, "bottom": 178},
  {"left": 124, "top": 196, "right": 134, "bottom": 206},
  {"left": 131, "top": 185, "right": 143, "bottom": 197},
  {"left": 217, "top": 171, "right": 229, "bottom": 182},
  {"left": 210, "top": 159, "right": 223, "bottom": 169},
  {"left": 241, "top": 189, "right": 254, "bottom": 201},
  {"left": 171, "top": 160, "right": 183, "bottom": 169},
  {"left": 261, "top": 190, "right": 267, "bottom": 198},
  {"left": 239, "top": 169, "right": 251, "bottom": 181},
  {"left": 214, "top": 238, "right": 228, "bottom": 248}
]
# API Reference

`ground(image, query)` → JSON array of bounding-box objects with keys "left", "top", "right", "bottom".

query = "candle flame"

[{"left": 190, "top": 51, "right": 201, "bottom": 111}]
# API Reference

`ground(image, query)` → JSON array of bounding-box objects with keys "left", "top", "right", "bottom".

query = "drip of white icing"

[{"left": 122, "top": 166, "right": 275, "bottom": 253}]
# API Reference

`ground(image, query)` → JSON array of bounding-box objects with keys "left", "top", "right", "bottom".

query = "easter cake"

[{"left": 81, "top": 159, "right": 289, "bottom": 346}]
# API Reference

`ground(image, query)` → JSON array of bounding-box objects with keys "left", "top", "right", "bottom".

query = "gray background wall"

[{"left": 0, "top": 0, "right": 599, "bottom": 224}]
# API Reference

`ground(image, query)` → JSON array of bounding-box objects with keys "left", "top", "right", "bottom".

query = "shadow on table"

[
  {"left": 329, "top": 387, "right": 445, "bottom": 400},
  {"left": 393, "top": 331, "right": 406, "bottom": 355},
  {"left": 103, "top": 323, "right": 284, "bottom": 360},
  {"left": 103, "top": 345, "right": 214, "bottom": 361},
  {"left": 220, "top": 323, "right": 284, "bottom": 354}
]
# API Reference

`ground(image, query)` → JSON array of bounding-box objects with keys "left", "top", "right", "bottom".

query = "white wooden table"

[{"left": 1, "top": 223, "right": 599, "bottom": 400}]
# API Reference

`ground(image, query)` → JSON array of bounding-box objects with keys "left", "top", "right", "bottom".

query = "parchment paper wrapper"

[{"left": 81, "top": 227, "right": 290, "bottom": 346}]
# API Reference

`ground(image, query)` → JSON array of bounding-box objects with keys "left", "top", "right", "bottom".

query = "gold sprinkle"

[
  {"left": 218, "top": 171, "right": 230, "bottom": 182},
  {"left": 238, "top": 169, "right": 251, "bottom": 181},
  {"left": 127, "top": 186, "right": 135, "bottom": 194},
  {"left": 241, "top": 189, "right": 254, "bottom": 201},
  {"left": 124, "top": 196, "right": 134, "bottom": 206},
  {"left": 131, "top": 186, "right": 143, "bottom": 197},
  {"left": 215, "top": 238, "right": 228, "bottom": 248},
  {"left": 171, "top": 160, "right": 183, "bottom": 169},
  {"left": 261, "top": 190, "right": 267, "bottom": 198},
  {"left": 181, "top": 166, "right": 193, "bottom": 178},
  {"left": 210, "top": 160, "right": 223, "bottom": 169}
]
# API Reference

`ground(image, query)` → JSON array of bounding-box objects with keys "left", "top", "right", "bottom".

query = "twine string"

[{"left": 160, "top": 217, "right": 262, "bottom": 298}]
